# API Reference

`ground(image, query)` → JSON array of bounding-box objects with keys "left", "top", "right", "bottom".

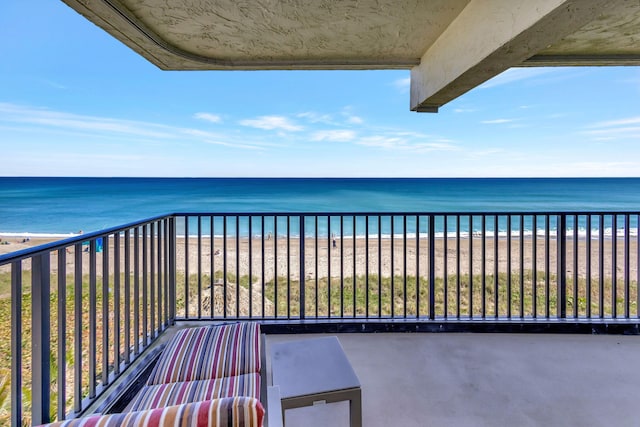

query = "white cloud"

[
  {"left": 481, "top": 119, "right": 515, "bottom": 124},
  {"left": 239, "top": 115, "right": 303, "bottom": 131},
  {"left": 311, "top": 130, "right": 357, "bottom": 142},
  {"left": 583, "top": 116, "right": 640, "bottom": 141},
  {"left": 454, "top": 108, "right": 476, "bottom": 113},
  {"left": 346, "top": 115, "right": 364, "bottom": 125},
  {"left": 355, "top": 135, "right": 459, "bottom": 153},
  {"left": 0, "top": 102, "right": 175, "bottom": 139},
  {"left": 194, "top": 112, "right": 222, "bottom": 123},
  {"left": 392, "top": 77, "right": 411, "bottom": 93},
  {"left": 590, "top": 116, "right": 640, "bottom": 128},
  {"left": 479, "top": 68, "right": 556, "bottom": 89},
  {"left": 296, "top": 111, "right": 334, "bottom": 124}
]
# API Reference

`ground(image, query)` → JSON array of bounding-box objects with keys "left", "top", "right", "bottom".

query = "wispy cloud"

[
  {"left": 0, "top": 103, "right": 272, "bottom": 151},
  {"left": 311, "top": 130, "right": 357, "bottom": 142},
  {"left": 583, "top": 115, "right": 640, "bottom": 141},
  {"left": 479, "top": 68, "right": 556, "bottom": 89},
  {"left": 194, "top": 112, "right": 222, "bottom": 123},
  {"left": 296, "top": 111, "right": 334, "bottom": 124},
  {"left": 355, "top": 135, "right": 459, "bottom": 153},
  {"left": 239, "top": 115, "right": 303, "bottom": 131},
  {"left": 454, "top": 108, "right": 476, "bottom": 113},
  {"left": 392, "top": 77, "right": 411, "bottom": 93},
  {"left": 0, "top": 102, "right": 175, "bottom": 139},
  {"left": 481, "top": 118, "right": 515, "bottom": 124},
  {"left": 591, "top": 116, "right": 640, "bottom": 128}
]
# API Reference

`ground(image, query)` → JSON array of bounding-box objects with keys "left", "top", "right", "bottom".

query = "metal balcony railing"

[{"left": 1, "top": 211, "right": 639, "bottom": 426}]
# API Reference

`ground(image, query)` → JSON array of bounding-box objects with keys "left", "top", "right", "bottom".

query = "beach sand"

[{"left": 2, "top": 235, "right": 636, "bottom": 282}]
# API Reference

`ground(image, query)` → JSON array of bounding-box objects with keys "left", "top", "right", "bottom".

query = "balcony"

[{"left": 1, "top": 211, "right": 639, "bottom": 426}]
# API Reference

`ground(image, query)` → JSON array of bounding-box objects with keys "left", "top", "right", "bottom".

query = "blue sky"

[{"left": 1, "top": 1, "right": 639, "bottom": 178}]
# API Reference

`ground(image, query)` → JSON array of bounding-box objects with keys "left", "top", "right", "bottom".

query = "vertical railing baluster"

[
  {"left": 163, "top": 220, "right": 169, "bottom": 326},
  {"left": 429, "top": 215, "right": 436, "bottom": 320},
  {"left": 456, "top": 215, "right": 461, "bottom": 318},
  {"left": 377, "top": 216, "right": 381, "bottom": 318},
  {"left": 482, "top": 215, "right": 486, "bottom": 318},
  {"left": 210, "top": 216, "right": 215, "bottom": 318},
  {"left": 625, "top": 214, "right": 630, "bottom": 318},
  {"left": 150, "top": 223, "right": 156, "bottom": 336},
  {"left": 89, "top": 240, "right": 97, "bottom": 398},
  {"left": 237, "top": 216, "right": 241, "bottom": 318},
  {"left": 573, "top": 215, "right": 578, "bottom": 318},
  {"left": 273, "top": 216, "right": 277, "bottom": 318},
  {"left": 494, "top": 215, "right": 499, "bottom": 319},
  {"left": 74, "top": 243, "right": 82, "bottom": 413},
  {"left": 612, "top": 215, "right": 618, "bottom": 318},
  {"left": 114, "top": 233, "right": 121, "bottom": 374},
  {"left": 262, "top": 216, "right": 266, "bottom": 318},
  {"left": 403, "top": 215, "right": 407, "bottom": 318},
  {"left": 11, "top": 261, "right": 22, "bottom": 427},
  {"left": 197, "top": 216, "right": 202, "bottom": 318},
  {"left": 327, "top": 216, "right": 331, "bottom": 318},
  {"left": 519, "top": 215, "right": 524, "bottom": 318},
  {"left": 101, "top": 236, "right": 110, "bottom": 386},
  {"left": 32, "top": 254, "right": 51, "bottom": 424},
  {"left": 444, "top": 216, "right": 448, "bottom": 319},
  {"left": 286, "top": 216, "right": 290, "bottom": 319},
  {"left": 469, "top": 216, "right": 473, "bottom": 319},
  {"left": 124, "top": 230, "right": 131, "bottom": 364},
  {"left": 249, "top": 216, "right": 253, "bottom": 318},
  {"left": 586, "top": 216, "right": 592, "bottom": 319},
  {"left": 416, "top": 215, "right": 420, "bottom": 319},
  {"left": 545, "top": 216, "right": 550, "bottom": 319},
  {"left": 57, "top": 250, "right": 67, "bottom": 421},
  {"left": 376, "top": 215, "right": 382, "bottom": 318},
  {"left": 507, "top": 215, "right": 512, "bottom": 319},
  {"left": 391, "top": 216, "right": 395, "bottom": 318},
  {"left": 365, "top": 216, "right": 369, "bottom": 318},
  {"left": 184, "top": 218, "right": 189, "bottom": 319},
  {"left": 340, "top": 215, "right": 344, "bottom": 318},
  {"left": 354, "top": 216, "right": 358, "bottom": 318},
  {"left": 133, "top": 228, "right": 140, "bottom": 355},
  {"left": 558, "top": 215, "right": 567, "bottom": 319},
  {"left": 223, "top": 216, "right": 228, "bottom": 318},
  {"left": 300, "top": 216, "right": 305, "bottom": 319},
  {"left": 599, "top": 215, "right": 604, "bottom": 318},
  {"left": 315, "top": 216, "right": 319, "bottom": 318},
  {"left": 142, "top": 226, "right": 148, "bottom": 345},
  {"left": 532, "top": 215, "right": 538, "bottom": 318}
]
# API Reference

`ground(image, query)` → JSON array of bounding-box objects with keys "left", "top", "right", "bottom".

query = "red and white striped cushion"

[
  {"left": 130, "top": 373, "right": 261, "bottom": 411},
  {"left": 147, "top": 323, "right": 261, "bottom": 385},
  {"left": 40, "top": 397, "right": 264, "bottom": 427}
]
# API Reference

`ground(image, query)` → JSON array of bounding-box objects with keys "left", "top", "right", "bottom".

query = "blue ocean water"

[{"left": 0, "top": 177, "right": 639, "bottom": 237}]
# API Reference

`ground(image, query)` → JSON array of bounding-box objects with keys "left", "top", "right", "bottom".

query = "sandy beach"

[{"left": 1, "top": 234, "right": 636, "bottom": 282}]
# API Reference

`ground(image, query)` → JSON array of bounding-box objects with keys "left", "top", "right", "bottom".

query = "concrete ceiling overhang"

[{"left": 61, "top": 0, "right": 640, "bottom": 112}]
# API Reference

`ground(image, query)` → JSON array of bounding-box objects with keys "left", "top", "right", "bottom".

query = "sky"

[{"left": 1, "top": 1, "right": 639, "bottom": 178}]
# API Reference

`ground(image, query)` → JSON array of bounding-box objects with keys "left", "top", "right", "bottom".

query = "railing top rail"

[
  {"left": 172, "top": 210, "right": 640, "bottom": 217},
  {"left": 0, "top": 213, "right": 173, "bottom": 266}
]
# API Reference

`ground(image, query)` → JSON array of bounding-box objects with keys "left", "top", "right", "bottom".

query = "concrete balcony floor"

[{"left": 265, "top": 332, "right": 640, "bottom": 427}]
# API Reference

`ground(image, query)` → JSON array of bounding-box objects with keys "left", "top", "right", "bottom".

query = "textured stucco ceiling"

[{"left": 60, "top": 0, "right": 640, "bottom": 111}]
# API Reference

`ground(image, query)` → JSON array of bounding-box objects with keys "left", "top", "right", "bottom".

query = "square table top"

[{"left": 270, "top": 336, "right": 361, "bottom": 399}]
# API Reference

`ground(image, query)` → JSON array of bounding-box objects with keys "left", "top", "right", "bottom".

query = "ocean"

[{"left": 1, "top": 177, "right": 639, "bottom": 238}]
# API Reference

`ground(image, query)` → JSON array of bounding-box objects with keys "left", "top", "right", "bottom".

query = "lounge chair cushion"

[
  {"left": 146, "top": 323, "right": 261, "bottom": 385},
  {"left": 130, "top": 373, "right": 261, "bottom": 411},
  {"left": 39, "top": 396, "right": 264, "bottom": 427}
]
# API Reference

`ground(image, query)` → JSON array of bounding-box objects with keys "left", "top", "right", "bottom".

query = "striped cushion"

[
  {"left": 40, "top": 397, "right": 264, "bottom": 427},
  {"left": 130, "top": 373, "right": 261, "bottom": 411},
  {"left": 147, "top": 323, "right": 261, "bottom": 385}
]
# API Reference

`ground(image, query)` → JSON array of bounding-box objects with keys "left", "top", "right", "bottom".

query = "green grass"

[{"left": 0, "top": 268, "right": 636, "bottom": 425}]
